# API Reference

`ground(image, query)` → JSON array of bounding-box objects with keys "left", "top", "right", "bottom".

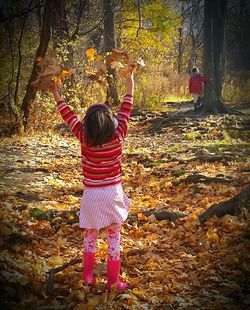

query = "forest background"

[
  {"left": 0, "top": 0, "right": 250, "bottom": 309},
  {"left": 0, "top": 0, "right": 250, "bottom": 131}
]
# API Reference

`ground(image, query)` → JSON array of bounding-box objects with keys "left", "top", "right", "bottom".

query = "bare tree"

[{"left": 21, "top": 0, "right": 52, "bottom": 128}]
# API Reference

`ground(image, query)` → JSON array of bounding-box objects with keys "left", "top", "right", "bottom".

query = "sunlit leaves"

[
  {"left": 51, "top": 76, "right": 62, "bottom": 87},
  {"left": 60, "top": 69, "right": 75, "bottom": 78},
  {"left": 0, "top": 111, "right": 249, "bottom": 308},
  {"left": 83, "top": 48, "right": 145, "bottom": 90},
  {"left": 31, "top": 55, "right": 74, "bottom": 91},
  {"left": 84, "top": 66, "right": 95, "bottom": 75}
]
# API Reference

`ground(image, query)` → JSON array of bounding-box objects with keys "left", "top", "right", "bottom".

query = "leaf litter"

[{"left": 0, "top": 108, "right": 249, "bottom": 309}]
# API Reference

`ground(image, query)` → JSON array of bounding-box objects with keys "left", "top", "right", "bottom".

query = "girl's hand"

[
  {"left": 126, "top": 64, "right": 137, "bottom": 81},
  {"left": 49, "top": 82, "right": 58, "bottom": 95},
  {"left": 125, "top": 65, "right": 136, "bottom": 96},
  {"left": 49, "top": 82, "right": 64, "bottom": 103}
]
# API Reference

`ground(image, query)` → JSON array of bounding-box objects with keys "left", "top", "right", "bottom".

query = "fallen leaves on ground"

[{"left": 0, "top": 106, "right": 249, "bottom": 309}]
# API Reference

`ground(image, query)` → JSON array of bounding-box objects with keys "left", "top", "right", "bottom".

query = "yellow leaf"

[
  {"left": 88, "top": 56, "right": 95, "bottom": 62},
  {"left": 51, "top": 76, "right": 62, "bottom": 86},
  {"left": 60, "top": 69, "right": 75, "bottom": 78},
  {"left": 218, "top": 184, "right": 233, "bottom": 195},
  {"left": 137, "top": 213, "right": 147, "bottom": 221},
  {"left": 85, "top": 48, "right": 96, "bottom": 61},
  {"left": 32, "top": 262, "right": 43, "bottom": 275},
  {"left": 132, "top": 288, "right": 145, "bottom": 296},
  {"left": 85, "top": 48, "right": 96, "bottom": 57},
  {"left": 121, "top": 271, "right": 126, "bottom": 279},
  {"left": 48, "top": 256, "right": 63, "bottom": 267}
]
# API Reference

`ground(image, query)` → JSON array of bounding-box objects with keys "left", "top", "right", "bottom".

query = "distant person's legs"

[{"left": 191, "top": 93, "right": 199, "bottom": 110}]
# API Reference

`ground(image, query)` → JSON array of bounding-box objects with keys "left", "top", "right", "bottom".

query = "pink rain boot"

[
  {"left": 82, "top": 252, "right": 95, "bottom": 285},
  {"left": 106, "top": 260, "right": 128, "bottom": 291}
]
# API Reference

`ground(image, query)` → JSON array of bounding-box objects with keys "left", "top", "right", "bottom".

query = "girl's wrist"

[{"left": 54, "top": 94, "right": 64, "bottom": 103}]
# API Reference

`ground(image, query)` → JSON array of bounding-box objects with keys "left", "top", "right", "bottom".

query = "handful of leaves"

[
  {"left": 84, "top": 48, "right": 145, "bottom": 86},
  {"left": 31, "top": 55, "right": 74, "bottom": 91}
]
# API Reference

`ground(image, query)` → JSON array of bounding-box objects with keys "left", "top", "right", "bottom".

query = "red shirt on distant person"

[{"left": 189, "top": 67, "right": 211, "bottom": 94}]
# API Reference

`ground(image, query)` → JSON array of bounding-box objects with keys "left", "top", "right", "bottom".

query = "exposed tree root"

[
  {"left": 128, "top": 208, "right": 188, "bottom": 223},
  {"left": 129, "top": 186, "right": 250, "bottom": 224},
  {"left": 179, "top": 152, "right": 234, "bottom": 163},
  {"left": 179, "top": 173, "right": 232, "bottom": 184},
  {"left": 198, "top": 185, "right": 250, "bottom": 224},
  {"left": 47, "top": 258, "right": 82, "bottom": 296}
]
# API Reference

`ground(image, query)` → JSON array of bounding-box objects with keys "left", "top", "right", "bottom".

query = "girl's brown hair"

[{"left": 83, "top": 105, "right": 115, "bottom": 147}]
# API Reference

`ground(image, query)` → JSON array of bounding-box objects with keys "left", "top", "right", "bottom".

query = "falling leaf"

[
  {"left": 85, "top": 66, "right": 95, "bottom": 75},
  {"left": 60, "top": 69, "right": 75, "bottom": 78},
  {"left": 110, "top": 61, "right": 124, "bottom": 69},
  {"left": 95, "top": 55, "right": 104, "bottom": 62},
  {"left": 85, "top": 48, "right": 96, "bottom": 61},
  {"left": 51, "top": 76, "right": 62, "bottom": 86},
  {"left": 119, "top": 66, "right": 131, "bottom": 78},
  {"left": 106, "top": 49, "right": 129, "bottom": 65}
]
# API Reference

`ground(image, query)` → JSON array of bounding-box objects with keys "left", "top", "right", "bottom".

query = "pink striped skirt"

[{"left": 79, "top": 184, "right": 130, "bottom": 229}]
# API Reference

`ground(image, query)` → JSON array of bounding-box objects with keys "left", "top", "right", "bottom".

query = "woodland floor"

[{"left": 0, "top": 102, "right": 250, "bottom": 309}]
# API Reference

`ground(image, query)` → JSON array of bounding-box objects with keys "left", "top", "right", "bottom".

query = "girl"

[
  {"left": 50, "top": 67, "right": 135, "bottom": 291},
  {"left": 189, "top": 66, "right": 212, "bottom": 110}
]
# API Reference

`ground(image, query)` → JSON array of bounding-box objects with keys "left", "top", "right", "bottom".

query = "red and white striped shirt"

[{"left": 57, "top": 95, "right": 133, "bottom": 188}]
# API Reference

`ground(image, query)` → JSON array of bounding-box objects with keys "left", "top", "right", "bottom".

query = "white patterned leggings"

[{"left": 84, "top": 223, "right": 121, "bottom": 261}]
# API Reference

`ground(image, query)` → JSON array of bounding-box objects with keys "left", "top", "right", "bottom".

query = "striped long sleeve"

[
  {"left": 57, "top": 101, "right": 84, "bottom": 142},
  {"left": 57, "top": 95, "right": 133, "bottom": 188},
  {"left": 116, "top": 95, "right": 133, "bottom": 141}
]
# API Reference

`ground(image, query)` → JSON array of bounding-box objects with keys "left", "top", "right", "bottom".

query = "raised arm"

[
  {"left": 201, "top": 76, "right": 212, "bottom": 83},
  {"left": 116, "top": 66, "right": 136, "bottom": 140},
  {"left": 50, "top": 84, "right": 84, "bottom": 142}
]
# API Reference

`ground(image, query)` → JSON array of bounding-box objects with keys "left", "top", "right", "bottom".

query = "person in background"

[
  {"left": 50, "top": 65, "right": 136, "bottom": 291},
  {"left": 189, "top": 66, "right": 212, "bottom": 110}
]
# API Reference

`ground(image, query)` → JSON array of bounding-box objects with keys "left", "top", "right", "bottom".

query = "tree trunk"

[
  {"left": 177, "top": 1, "right": 184, "bottom": 73},
  {"left": 51, "top": 0, "right": 74, "bottom": 69},
  {"left": 177, "top": 24, "right": 183, "bottom": 73},
  {"left": 103, "top": 0, "right": 119, "bottom": 105},
  {"left": 202, "top": 0, "right": 229, "bottom": 113},
  {"left": 20, "top": 0, "right": 52, "bottom": 129},
  {"left": 51, "top": 0, "right": 75, "bottom": 101}
]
